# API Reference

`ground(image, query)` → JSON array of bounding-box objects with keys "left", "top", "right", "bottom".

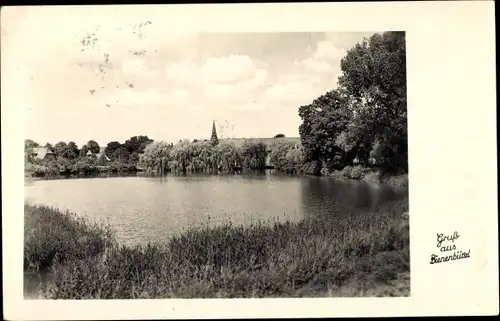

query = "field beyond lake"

[{"left": 24, "top": 193, "right": 409, "bottom": 299}]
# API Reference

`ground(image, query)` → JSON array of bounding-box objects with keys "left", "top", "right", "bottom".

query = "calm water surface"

[{"left": 24, "top": 172, "right": 407, "bottom": 246}]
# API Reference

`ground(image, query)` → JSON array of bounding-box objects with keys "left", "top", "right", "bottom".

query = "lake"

[{"left": 24, "top": 172, "right": 407, "bottom": 246}]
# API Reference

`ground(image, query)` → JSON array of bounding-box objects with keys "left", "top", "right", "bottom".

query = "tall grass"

[
  {"left": 24, "top": 204, "right": 115, "bottom": 272},
  {"left": 24, "top": 199, "right": 409, "bottom": 299}
]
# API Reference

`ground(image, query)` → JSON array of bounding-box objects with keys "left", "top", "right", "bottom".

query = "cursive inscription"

[{"left": 430, "top": 231, "right": 471, "bottom": 264}]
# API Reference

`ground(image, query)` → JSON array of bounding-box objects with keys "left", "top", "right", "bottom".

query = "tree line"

[
  {"left": 138, "top": 138, "right": 302, "bottom": 174},
  {"left": 24, "top": 135, "right": 303, "bottom": 177},
  {"left": 24, "top": 136, "right": 154, "bottom": 176},
  {"left": 25, "top": 32, "right": 407, "bottom": 179}
]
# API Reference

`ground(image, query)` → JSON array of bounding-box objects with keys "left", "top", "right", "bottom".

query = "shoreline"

[{"left": 25, "top": 169, "right": 408, "bottom": 190}]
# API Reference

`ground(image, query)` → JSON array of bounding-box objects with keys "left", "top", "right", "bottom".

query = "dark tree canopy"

[
  {"left": 66, "top": 142, "right": 80, "bottom": 159},
  {"left": 104, "top": 141, "right": 122, "bottom": 156},
  {"left": 25, "top": 139, "right": 39, "bottom": 149},
  {"left": 86, "top": 140, "right": 100, "bottom": 154},
  {"left": 53, "top": 142, "right": 68, "bottom": 158},
  {"left": 123, "top": 135, "right": 153, "bottom": 154},
  {"left": 299, "top": 90, "right": 352, "bottom": 170},
  {"left": 80, "top": 145, "right": 89, "bottom": 157},
  {"left": 53, "top": 141, "right": 79, "bottom": 159},
  {"left": 299, "top": 31, "right": 407, "bottom": 174}
]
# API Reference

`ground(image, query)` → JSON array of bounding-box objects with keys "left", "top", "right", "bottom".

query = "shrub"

[
  {"left": 363, "top": 171, "right": 381, "bottom": 185},
  {"left": 269, "top": 140, "right": 296, "bottom": 170},
  {"left": 300, "top": 161, "right": 322, "bottom": 176},
  {"left": 240, "top": 140, "right": 268, "bottom": 170},
  {"left": 342, "top": 166, "right": 353, "bottom": 179},
  {"left": 25, "top": 162, "right": 46, "bottom": 177},
  {"left": 320, "top": 167, "right": 330, "bottom": 176},
  {"left": 71, "top": 158, "right": 98, "bottom": 175},
  {"left": 350, "top": 165, "right": 365, "bottom": 180}
]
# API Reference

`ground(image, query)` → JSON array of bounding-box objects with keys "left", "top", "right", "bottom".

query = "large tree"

[
  {"left": 338, "top": 31, "right": 407, "bottom": 173},
  {"left": 138, "top": 141, "right": 172, "bottom": 171},
  {"left": 170, "top": 140, "right": 192, "bottom": 172},
  {"left": 66, "top": 142, "right": 80, "bottom": 159},
  {"left": 123, "top": 135, "right": 154, "bottom": 154},
  {"left": 214, "top": 142, "right": 241, "bottom": 172},
  {"left": 269, "top": 139, "right": 298, "bottom": 170},
  {"left": 240, "top": 140, "right": 268, "bottom": 170},
  {"left": 298, "top": 89, "right": 352, "bottom": 170},
  {"left": 53, "top": 141, "right": 79, "bottom": 159},
  {"left": 53, "top": 142, "right": 68, "bottom": 158},
  {"left": 86, "top": 140, "right": 100, "bottom": 154},
  {"left": 298, "top": 31, "right": 407, "bottom": 174},
  {"left": 80, "top": 145, "right": 89, "bottom": 157},
  {"left": 104, "top": 141, "right": 123, "bottom": 159}
]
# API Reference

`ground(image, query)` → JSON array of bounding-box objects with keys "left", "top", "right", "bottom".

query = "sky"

[{"left": 7, "top": 7, "right": 375, "bottom": 147}]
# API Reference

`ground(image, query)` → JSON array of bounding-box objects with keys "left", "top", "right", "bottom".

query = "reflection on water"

[
  {"left": 24, "top": 172, "right": 407, "bottom": 246},
  {"left": 299, "top": 176, "right": 404, "bottom": 222}
]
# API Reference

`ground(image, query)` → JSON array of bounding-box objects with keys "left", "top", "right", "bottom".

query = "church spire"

[{"left": 211, "top": 120, "right": 219, "bottom": 145}]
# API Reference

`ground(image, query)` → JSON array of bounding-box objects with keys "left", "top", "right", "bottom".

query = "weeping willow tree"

[
  {"left": 186, "top": 140, "right": 216, "bottom": 173},
  {"left": 240, "top": 140, "right": 268, "bottom": 170},
  {"left": 138, "top": 141, "right": 173, "bottom": 173},
  {"left": 214, "top": 142, "right": 242, "bottom": 172},
  {"left": 170, "top": 140, "right": 192, "bottom": 173},
  {"left": 269, "top": 140, "right": 299, "bottom": 171},
  {"left": 142, "top": 139, "right": 272, "bottom": 174}
]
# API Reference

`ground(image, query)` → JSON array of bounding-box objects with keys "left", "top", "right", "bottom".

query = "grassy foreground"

[{"left": 24, "top": 199, "right": 409, "bottom": 299}]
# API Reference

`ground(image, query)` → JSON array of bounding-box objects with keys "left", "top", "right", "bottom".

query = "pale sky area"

[{"left": 6, "top": 7, "right": 376, "bottom": 147}]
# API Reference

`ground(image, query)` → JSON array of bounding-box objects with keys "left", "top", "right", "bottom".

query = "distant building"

[
  {"left": 88, "top": 147, "right": 111, "bottom": 161},
  {"left": 200, "top": 122, "right": 301, "bottom": 167},
  {"left": 206, "top": 122, "right": 301, "bottom": 150},
  {"left": 96, "top": 147, "right": 111, "bottom": 161},
  {"left": 219, "top": 137, "right": 302, "bottom": 152},
  {"left": 31, "top": 147, "right": 56, "bottom": 162},
  {"left": 210, "top": 121, "right": 219, "bottom": 146}
]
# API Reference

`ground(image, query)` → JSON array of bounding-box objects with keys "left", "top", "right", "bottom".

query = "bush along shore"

[{"left": 24, "top": 199, "right": 410, "bottom": 299}]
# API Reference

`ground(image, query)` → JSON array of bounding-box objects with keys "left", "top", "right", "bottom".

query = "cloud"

[
  {"left": 121, "top": 57, "right": 146, "bottom": 75},
  {"left": 312, "top": 40, "right": 347, "bottom": 62},
  {"left": 201, "top": 54, "right": 257, "bottom": 84},
  {"left": 165, "top": 54, "right": 270, "bottom": 111},
  {"left": 296, "top": 58, "right": 334, "bottom": 73},
  {"left": 203, "top": 84, "right": 252, "bottom": 103},
  {"left": 231, "top": 103, "right": 266, "bottom": 111},
  {"left": 165, "top": 54, "right": 266, "bottom": 87},
  {"left": 264, "top": 80, "right": 324, "bottom": 106},
  {"left": 293, "top": 39, "right": 347, "bottom": 74},
  {"left": 165, "top": 60, "right": 201, "bottom": 86},
  {"left": 100, "top": 88, "right": 189, "bottom": 109},
  {"left": 277, "top": 72, "right": 322, "bottom": 84}
]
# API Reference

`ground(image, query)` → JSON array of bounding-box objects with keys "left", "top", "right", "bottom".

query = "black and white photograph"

[
  {"left": 21, "top": 14, "right": 409, "bottom": 299},
  {"left": 2, "top": 2, "right": 497, "bottom": 318}
]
